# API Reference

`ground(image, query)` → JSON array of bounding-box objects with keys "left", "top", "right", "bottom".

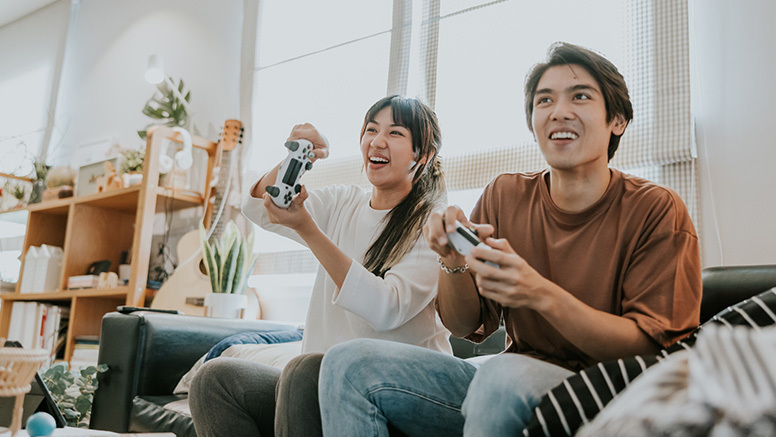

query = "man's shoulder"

[
  {"left": 616, "top": 170, "right": 683, "bottom": 206},
  {"left": 614, "top": 170, "right": 695, "bottom": 234},
  {"left": 488, "top": 169, "right": 546, "bottom": 192}
]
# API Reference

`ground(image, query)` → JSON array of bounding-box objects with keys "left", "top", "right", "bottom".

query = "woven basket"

[{"left": 0, "top": 347, "right": 49, "bottom": 437}]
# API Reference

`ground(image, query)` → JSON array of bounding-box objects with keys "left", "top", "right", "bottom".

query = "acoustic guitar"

[{"left": 150, "top": 120, "right": 260, "bottom": 317}]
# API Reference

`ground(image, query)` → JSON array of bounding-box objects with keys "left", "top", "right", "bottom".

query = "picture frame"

[{"left": 75, "top": 158, "right": 119, "bottom": 197}]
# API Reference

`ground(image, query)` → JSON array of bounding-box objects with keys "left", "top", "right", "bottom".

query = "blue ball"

[{"left": 26, "top": 412, "right": 57, "bottom": 437}]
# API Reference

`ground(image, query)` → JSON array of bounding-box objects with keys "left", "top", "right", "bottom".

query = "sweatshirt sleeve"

[
  {"left": 241, "top": 181, "right": 340, "bottom": 247},
  {"left": 332, "top": 237, "right": 439, "bottom": 331}
]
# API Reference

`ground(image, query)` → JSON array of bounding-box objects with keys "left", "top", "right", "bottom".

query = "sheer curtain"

[
  {"left": 0, "top": 0, "right": 71, "bottom": 286},
  {"left": 243, "top": 0, "right": 695, "bottom": 279}
]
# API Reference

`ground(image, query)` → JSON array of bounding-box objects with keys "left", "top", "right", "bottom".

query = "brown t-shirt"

[{"left": 464, "top": 168, "right": 701, "bottom": 371}]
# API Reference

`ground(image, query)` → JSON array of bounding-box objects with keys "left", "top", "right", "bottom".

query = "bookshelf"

[{"left": 0, "top": 126, "right": 219, "bottom": 363}]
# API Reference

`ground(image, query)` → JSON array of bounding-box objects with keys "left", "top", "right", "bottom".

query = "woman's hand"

[
  {"left": 467, "top": 237, "right": 556, "bottom": 311},
  {"left": 287, "top": 123, "right": 329, "bottom": 162},
  {"left": 262, "top": 185, "right": 316, "bottom": 234}
]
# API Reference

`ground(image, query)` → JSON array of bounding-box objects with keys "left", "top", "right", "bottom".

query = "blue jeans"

[{"left": 319, "top": 339, "right": 574, "bottom": 436}]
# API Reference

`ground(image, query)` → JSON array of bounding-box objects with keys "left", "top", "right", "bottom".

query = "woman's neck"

[{"left": 370, "top": 185, "right": 411, "bottom": 210}]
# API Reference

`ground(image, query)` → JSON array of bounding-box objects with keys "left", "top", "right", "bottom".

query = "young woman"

[{"left": 189, "top": 95, "right": 451, "bottom": 437}]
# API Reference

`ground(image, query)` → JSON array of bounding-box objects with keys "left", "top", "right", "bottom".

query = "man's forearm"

[
  {"left": 436, "top": 269, "right": 483, "bottom": 338},
  {"left": 539, "top": 284, "right": 660, "bottom": 361}
]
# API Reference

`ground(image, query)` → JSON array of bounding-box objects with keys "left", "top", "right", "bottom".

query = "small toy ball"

[{"left": 25, "top": 412, "right": 57, "bottom": 437}]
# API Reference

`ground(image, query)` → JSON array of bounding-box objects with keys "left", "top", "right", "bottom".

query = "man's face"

[{"left": 531, "top": 64, "right": 625, "bottom": 173}]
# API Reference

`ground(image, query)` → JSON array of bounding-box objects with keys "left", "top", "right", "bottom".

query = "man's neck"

[{"left": 546, "top": 165, "right": 611, "bottom": 212}]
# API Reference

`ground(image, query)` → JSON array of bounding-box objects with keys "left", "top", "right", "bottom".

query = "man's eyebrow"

[
  {"left": 569, "top": 84, "right": 600, "bottom": 94},
  {"left": 535, "top": 84, "right": 600, "bottom": 96}
]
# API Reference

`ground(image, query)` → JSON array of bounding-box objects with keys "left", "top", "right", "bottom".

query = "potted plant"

[
  {"left": 119, "top": 147, "right": 145, "bottom": 186},
  {"left": 137, "top": 77, "right": 191, "bottom": 140},
  {"left": 40, "top": 362, "right": 108, "bottom": 428},
  {"left": 199, "top": 221, "right": 258, "bottom": 319},
  {"left": 9, "top": 182, "right": 27, "bottom": 208},
  {"left": 29, "top": 160, "right": 51, "bottom": 204}
]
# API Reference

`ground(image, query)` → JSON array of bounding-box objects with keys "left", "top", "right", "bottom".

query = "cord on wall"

[{"left": 690, "top": 0, "right": 725, "bottom": 266}]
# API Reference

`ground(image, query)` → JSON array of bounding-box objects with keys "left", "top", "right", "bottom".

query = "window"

[{"left": 246, "top": 0, "right": 694, "bottom": 282}]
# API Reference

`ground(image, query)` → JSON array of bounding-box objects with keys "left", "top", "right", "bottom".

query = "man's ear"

[{"left": 611, "top": 115, "right": 627, "bottom": 136}]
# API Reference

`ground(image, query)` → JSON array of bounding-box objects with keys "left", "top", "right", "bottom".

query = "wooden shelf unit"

[{"left": 0, "top": 126, "right": 218, "bottom": 362}]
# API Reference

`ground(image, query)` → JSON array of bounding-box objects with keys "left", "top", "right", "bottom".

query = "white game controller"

[
  {"left": 266, "top": 139, "right": 315, "bottom": 208},
  {"left": 447, "top": 220, "right": 499, "bottom": 268}
]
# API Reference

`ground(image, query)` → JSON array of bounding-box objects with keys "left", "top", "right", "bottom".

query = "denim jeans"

[{"left": 319, "top": 338, "right": 574, "bottom": 437}]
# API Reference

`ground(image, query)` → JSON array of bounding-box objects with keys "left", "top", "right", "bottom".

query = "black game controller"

[{"left": 266, "top": 139, "right": 315, "bottom": 208}]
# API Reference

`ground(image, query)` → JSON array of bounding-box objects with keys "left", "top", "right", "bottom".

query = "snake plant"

[{"left": 199, "top": 221, "right": 258, "bottom": 294}]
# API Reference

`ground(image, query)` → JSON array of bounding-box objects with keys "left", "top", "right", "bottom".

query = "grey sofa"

[{"left": 89, "top": 265, "right": 776, "bottom": 436}]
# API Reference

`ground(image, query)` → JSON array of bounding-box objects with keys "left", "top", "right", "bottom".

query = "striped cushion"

[{"left": 523, "top": 287, "right": 776, "bottom": 437}]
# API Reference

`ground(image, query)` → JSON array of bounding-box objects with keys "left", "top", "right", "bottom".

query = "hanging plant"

[{"left": 137, "top": 77, "right": 191, "bottom": 140}]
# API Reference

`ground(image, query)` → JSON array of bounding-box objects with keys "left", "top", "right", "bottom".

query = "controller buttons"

[
  {"left": 266, "top": 186, "right": 280, "bottom": 197},
  {"left": 284, "top": 192, "right": 293, "bottom": 203},
  {"left": 305, "top": 162, "right": 312, "bottom": 171},
  {"left": 294, "top": 184, "right": 302, "bottom": 193},
  {"left": 285, "top": 141, "right": 299, "bottom": 152}
]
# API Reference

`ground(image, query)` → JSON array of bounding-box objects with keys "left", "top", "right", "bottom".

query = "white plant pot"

[{"left": 204, "top": 293, "right": 248, "bottom": 319}]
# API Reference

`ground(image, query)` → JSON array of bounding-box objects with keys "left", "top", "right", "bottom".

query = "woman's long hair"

[{"left": 361, "top": 95, "right": 445, "bottom": 277}]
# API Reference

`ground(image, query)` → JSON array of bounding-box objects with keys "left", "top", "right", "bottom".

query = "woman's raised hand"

[
  {"left": 287, "top": 123, "right": 329, "bottom": 162},
  {"left": 262, "top": 185, "right": 316, "bottom": 233}
]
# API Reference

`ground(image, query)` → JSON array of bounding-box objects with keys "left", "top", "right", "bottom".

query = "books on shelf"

[
  {"left": 19, "top": 244, "right": 63, "bottom": 293},
  {"left": 6, "top": 301, "right": 69, "bottom": 366},
  {"left": 70, "top": 335, "right": 100, "bottom": 370}
]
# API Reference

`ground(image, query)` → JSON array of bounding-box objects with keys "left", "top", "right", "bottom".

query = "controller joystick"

[
  {"left": 266, "top": 139, "right": 316, "bottom": 208},
  {"left": 446, "top": 221, "right": 499, "bottom": 268}
]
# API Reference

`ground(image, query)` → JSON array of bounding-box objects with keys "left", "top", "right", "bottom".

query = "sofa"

[{"left": 89, "top": 265, "right": 776, "bottom": 436}]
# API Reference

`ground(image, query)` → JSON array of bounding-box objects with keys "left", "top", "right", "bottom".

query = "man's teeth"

[
  {"left": 551, "top": 132, "right": 578, "bottom": 140},
  {"left": 370, "top": 157, "right": 389, "bottom": 163}
]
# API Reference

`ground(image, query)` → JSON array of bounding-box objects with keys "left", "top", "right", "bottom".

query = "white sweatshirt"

[{"left": 242, "top": 184, "right": 452, "bottom": 355}]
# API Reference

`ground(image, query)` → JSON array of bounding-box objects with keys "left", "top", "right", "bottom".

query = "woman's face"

[{"left": 360, "top": 106, "right": 417, "bottom": 194}]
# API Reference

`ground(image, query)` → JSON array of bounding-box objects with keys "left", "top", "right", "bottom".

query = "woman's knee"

[{"left": 278, "top": 353, "right": 324, "bottom": 398}]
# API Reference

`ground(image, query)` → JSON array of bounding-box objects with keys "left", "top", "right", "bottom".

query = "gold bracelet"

[{"left": 438, "top": 255, "right": 468, "bottom": 274}]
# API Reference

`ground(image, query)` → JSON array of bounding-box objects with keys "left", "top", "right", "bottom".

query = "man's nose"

[{"left": 551, "top": 99, "right": 574, "bottom": 120}]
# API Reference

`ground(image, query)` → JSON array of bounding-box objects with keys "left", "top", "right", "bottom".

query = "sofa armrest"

[
  {"left": 90, "top": 311, "right": 299, "bottom": 432},
  {"left": 701, "top": 265, "right": 776, "bottom": 323}
]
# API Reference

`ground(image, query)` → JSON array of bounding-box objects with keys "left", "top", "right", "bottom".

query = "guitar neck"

[{"left": 209, "top": 148, "right": 232, "bottom": 242}]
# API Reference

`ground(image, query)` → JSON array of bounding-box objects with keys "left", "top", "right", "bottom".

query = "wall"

[
  {"left": 691, "top": 0, "right": 776, "bottom": 267},
  {"left": 53, "top": 0, "right": 243, "bottom": 164}
]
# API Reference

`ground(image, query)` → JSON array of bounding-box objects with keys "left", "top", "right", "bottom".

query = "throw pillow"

[
  {"left": 173, "top": 329, "right": 304, "bottom": 394},
  {"left": 522, "top": 287, "right": 776, "bottom": 437}
]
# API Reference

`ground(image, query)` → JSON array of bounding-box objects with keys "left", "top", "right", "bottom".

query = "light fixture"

[
  {"left": 144, "top": 54, "right": 193, "bottom": 113},
  {"left": 145, "top": 54, "right": 165, "bottom": 84}
]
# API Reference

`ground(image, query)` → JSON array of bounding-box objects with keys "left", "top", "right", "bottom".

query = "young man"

[{"left": 318, "top": 42, "right": 701, "bottom": 436}]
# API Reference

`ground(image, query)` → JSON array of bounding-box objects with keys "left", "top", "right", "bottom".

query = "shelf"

[
  {"left": 0, "top": 126, "right": 219, "bottom": 363},
  {"left": 156, "top": 187, "right": 205, "bottom": 211},
  {"left": 0, "top": 286, "right": 130, "bottom": 301}
]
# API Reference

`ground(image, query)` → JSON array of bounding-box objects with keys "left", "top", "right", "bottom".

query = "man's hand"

[
  {"left": 467, "top": 237, "right": 554, "bottom": 311},
  {"left": 287, "top": 123, "right": 329, "bottom": 162},
  {"left": 262, "top": 185, "right": 315, "bottom": 233},
  {"left": 423, "top": 206, "right": 494, "bottom": 263}
]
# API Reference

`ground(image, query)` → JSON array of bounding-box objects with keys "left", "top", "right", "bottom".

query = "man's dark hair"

[{"left": 524, "top": 42, "right": 633, "bottom": 161}]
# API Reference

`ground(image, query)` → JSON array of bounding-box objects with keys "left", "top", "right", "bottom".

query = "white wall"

[
  {"left": 53, "top": 0, "right": 243, "bottom": 163},
  {"left": 691, "top": 0, "right": 776, "bottom": 267}
]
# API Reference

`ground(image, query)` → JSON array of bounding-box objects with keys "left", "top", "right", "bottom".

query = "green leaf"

[
  {"left": 220, "top": 237, "right": 240, "bottom": 294},
  {"left": 200, "top": 223, "right": 220, "bottom": 293}
]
